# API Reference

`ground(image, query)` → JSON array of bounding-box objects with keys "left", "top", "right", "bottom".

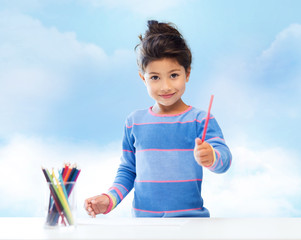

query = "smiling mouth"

[{"left": 160, "top": 93, "right": 175, "bottom": 99}]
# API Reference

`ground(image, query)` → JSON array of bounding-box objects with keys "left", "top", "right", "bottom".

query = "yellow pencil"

[{"left": 51, "top": 169, "right": 74, "bottom": 225}]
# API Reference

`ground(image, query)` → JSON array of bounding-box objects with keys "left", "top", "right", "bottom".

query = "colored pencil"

[
  {"left": 41, "top": 168, "right": 67, "bottom": 226},
  {"left": 50, "top": 170, "right": 74, "bottom": 225},
  {"left": 67, "top": 169, "right": 80, "bottom": 197},
  {"left": 63, "top": 165, "right": 72, "bottom": 182},
  {"left": 59, "top": 170, "right": 69, "bottom": 200},
  {"left": 42, "top": 164, "right": 80, "bottom": 226},
  {"left": 202, "top": 95, "right": 214, "bottom": 142},
  {"left": 62, "top": 163, "right": 69, "bottom": 179}
]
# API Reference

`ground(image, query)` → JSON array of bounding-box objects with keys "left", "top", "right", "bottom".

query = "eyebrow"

[
  {"left": 148, "top": 69, "right": 182, "bottom": 75},
  {"left": 169, "top": 69, "right": 181, "bottom": 73}
]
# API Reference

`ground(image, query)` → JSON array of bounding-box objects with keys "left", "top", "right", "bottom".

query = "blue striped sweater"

[{"left": 106, "top": 106, "right": 232, "bottom": 217}]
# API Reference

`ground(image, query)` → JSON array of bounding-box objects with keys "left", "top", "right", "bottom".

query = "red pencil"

[
  {"left": 63, "top": 165, "right": 72, "bottom": 182},
  {"left": 201, "top": 95, "right": 214, "bottom": 142},
  {"left": 41, "top": 168, "right": 67, "bottom": 226},
  {"left": 62, "top": 163, "right": 69, "bottom": 179}
]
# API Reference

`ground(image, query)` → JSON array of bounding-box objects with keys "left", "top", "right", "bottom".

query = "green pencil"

[{"left": 47, "top": 169, "right": 74, "bottom": 225}]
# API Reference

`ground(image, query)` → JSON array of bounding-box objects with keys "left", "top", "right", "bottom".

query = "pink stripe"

[
  {"left": 135, "top": 179, "right": 202, "bottom": 183},
  {"left": 200, "top": 116, "right": 214, "bottom": 121},
  {"left": 108, "top": 187, "right": 123, "bottom": 200},
  {"left": 137, "top": 148, "right": 193, "bottom": 152},
  {"left": 123, "top": 149, "right": 134, "bottom": 153},
  {"left": 149, "top": 106, "right": 192, "bottom": 117},
  {"left": 127, "top": 120, "right": 195, "bottom": 128},
  {"left": 206, "top": 136, "right": 225, "bottom": 142},
  {"left": 114, "top": 183, "right": 129, "bottom": 192},
  {"left": 133, "top": 207, "right": 202, "bottom": 214},
  {"left": 215, "top": 149, "right": 223, "bottom": 166},
  {"left": 126, "top": 116, "right": 215, "bottom": 128}
]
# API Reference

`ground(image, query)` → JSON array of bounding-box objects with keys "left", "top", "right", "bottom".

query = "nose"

[{"left": 160, "top": 78, "right": 172, "bottom": 92}]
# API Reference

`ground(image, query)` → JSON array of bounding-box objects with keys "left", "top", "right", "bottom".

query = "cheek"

[
  {"left": 145, "top": 84, "right": 156, "bottom": 97},
  {"left": 176, "top": 82, "right": 186, "bottom": 92},
  {"left": 146, "top": 82, "right": 158, "bottom": 93}
]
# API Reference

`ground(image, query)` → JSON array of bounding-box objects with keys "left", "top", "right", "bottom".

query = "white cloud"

[
  {"left": 0, "top": 11, "right": 108, "bottom": 78},
  {"left": 205, "top": 24, "right": 301, "bottom": 141},
  {"left": 256, "top": 23, "right": 301, "bottom": 98},
  {"left": 0, "top": 135, "right": 133, "bottom": 218},
  {"left": 203, "top": 145, "right": 301, "bottom": 217},
  {"left": 261, "top": 24, "right": 301, "bottom": 63},
  {"left": 0, "top": 11, "right": 134, "bottom": 136}
]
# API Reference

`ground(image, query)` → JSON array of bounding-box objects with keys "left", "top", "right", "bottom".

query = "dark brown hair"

[{"left": 135, "top": 20, "right": 192, "bottom": 73}]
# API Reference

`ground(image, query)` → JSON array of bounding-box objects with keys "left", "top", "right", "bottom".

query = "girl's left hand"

[{"left": 193, "top": 138, "right": 214, "bottom": 167}]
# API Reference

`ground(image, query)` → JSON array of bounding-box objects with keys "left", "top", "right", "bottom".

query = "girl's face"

[{"left": 139, "top": 58, "right": 190, "bottom": 114}]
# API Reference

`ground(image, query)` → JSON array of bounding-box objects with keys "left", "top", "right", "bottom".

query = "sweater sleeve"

[
  {"left": 106, "top": 119, "right": 136, "bottom": 212},
  {"left": 198, "top": 113, "right": 232, "bottom": 174}
]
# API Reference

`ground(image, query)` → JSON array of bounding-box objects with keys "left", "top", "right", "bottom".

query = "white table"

[{"left": 0, "top": 217, "right": 301, "bottom": 239}]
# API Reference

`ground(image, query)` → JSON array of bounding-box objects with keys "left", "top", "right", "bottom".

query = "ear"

[
  {"left": 185, "top": 67, "right": 191, "bottom": 82},
  {"left": 139, "top": 72, "right": 146, "bottom": 85}
]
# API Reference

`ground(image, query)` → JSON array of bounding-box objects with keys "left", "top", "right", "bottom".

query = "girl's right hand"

[{"left": 84, "top": 194, "right": 110, "bottom": 217}]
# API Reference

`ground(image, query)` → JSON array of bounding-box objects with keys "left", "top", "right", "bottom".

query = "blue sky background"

[{"left": 0, "top": 0, "right": 301, "bottom": 218}]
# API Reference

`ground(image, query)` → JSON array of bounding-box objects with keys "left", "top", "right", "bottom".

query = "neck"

[{"left": 152, "top": 99, "right": 189, "bottom": 115}]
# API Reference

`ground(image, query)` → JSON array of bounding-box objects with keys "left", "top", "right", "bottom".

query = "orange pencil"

[
  {"left": 63, "top": 165, "right": 72, "bottom": 182},
  {"left": 62, "top": 163, "right": 70, "bottom": 179}
]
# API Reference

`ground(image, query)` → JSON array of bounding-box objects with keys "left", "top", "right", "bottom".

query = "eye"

[
  {"left": 171, "top": 73, "right": 179, "bottom": 79},
  {"left": 150, "top": 75, "right": 159, "bottom": 80}
]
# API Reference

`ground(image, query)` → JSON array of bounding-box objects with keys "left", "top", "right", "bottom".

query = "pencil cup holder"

[{"left": 44, "top": 181, "right": 77, "bottom": 228}]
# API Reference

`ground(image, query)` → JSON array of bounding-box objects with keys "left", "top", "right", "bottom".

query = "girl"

[{"left": 85, "top": 20, "right": 232, "bottom": 217}]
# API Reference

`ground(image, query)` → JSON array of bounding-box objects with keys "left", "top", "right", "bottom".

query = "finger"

[
  {"left": 200, "top": 156, "right": 214, "bottom": 167},
  {"left": 87, "top": 209, "right": 96, "bottom": 218},
  {"left": 84, "top": 196, "right": 97, "bottom": 208},
  {"left": 86, "top": 208, "right": 95, "bottom": 217},
  {"left": 195, "top": 138, "right": 203, "bottom": 146},
  {"left": 201, "top": 158, "right": 210, "bottom": 165},
  {"left": 195, "top": 147, "right": 210, "bottom": 156},
  {"left": 90, "top": 211, "right": 96, "bottom": 218},
  {"left": 91, "top": 199, "right": 103, "bottom": 214},
  {"left": 197, "top": 142, "right": 211, "bottom": 150},
  {"left": 90, "top": 200, "right": 98, "bottom": 213},
  {"left": 199, "top": 149, "right": 212, "bottom": 158},
  {"left": 84, "top": 199, "right": 91, "bottom": 210},
  {"left": 203, "top": 162, "right": 213, "bottom": 167},
  {"left": 87, "top": 206, "right": 93, "bottom": 213}
]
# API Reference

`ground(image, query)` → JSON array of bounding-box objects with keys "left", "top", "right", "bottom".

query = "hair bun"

[
  {"left": 146, "top": 20, "right": 180, "bottom": 36},
  {"left": 147, "top": 20, "right": 159, "bottom": 28}
]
